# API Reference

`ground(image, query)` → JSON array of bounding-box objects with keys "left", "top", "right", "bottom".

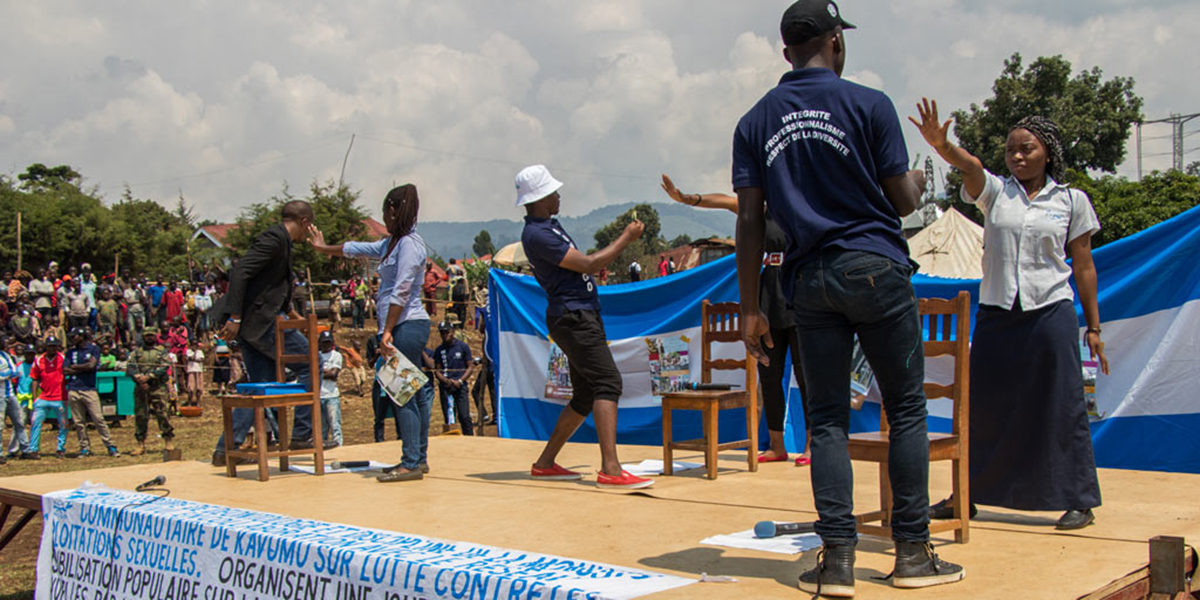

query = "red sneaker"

[
  {"left": 794, "top": 456, "right": 811, "bottom": 466},
  {"left": 530, "top": 463, "right": 583, "bottom": 481},
  {"left": 596, "top": 470, "right": 654, "bottom": 490},
  {"left": 758, "top": 452, "right": 788, "bottom": 463}
]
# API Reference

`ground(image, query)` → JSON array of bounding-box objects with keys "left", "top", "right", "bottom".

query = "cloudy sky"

[{"left": 2, "top": 0, "right": 1196, "bottom": 224}]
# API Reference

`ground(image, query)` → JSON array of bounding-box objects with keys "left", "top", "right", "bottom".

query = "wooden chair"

[
  {"left": 848, "top": 290, "right": 971, "bottom": 542},
  {"left": 222, "top": 314, "right": 325, "bottom": 481},
  {"left": 661, "top": 301, "right": 759, "bottom": 480}
]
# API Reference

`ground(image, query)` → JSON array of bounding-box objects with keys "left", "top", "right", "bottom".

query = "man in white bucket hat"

[{"left": 516, "top": 164, "right": 653, "bottom": 490}]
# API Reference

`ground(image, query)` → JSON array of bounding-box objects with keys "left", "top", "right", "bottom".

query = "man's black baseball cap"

[
  {"left": 781, "top": 0, "right": 855, "bottom": 46},
  {"left": 319, "top": 330, "right": 334, "bottom": 343},
  {"left": 438, "top": 321, "right": 454, "bottom": 332}
]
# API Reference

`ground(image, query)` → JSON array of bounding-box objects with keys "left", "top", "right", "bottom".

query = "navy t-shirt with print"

[
  {"left": 522, "top": 216, "right": 601, "bottom": 319},
  {"left": 434, "top": 339, "right": 473, "bottom": 381},
  {"left": 65, "top": 343, "right": 101, "bottom": 391},
  {"left": 733, "top": 68, "right": 912, "bottom": 278}
]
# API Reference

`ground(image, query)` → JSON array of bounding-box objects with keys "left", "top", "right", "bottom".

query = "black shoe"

[
  {"left": 929, "top": 497, "right": 977, "bottom": 520},
  {"left": 22, "top": 452, "right": 40, "bottom": 460},
  {"left": 290, "top": 439, "right": 314, "bottom": 450},
  {"left": 1056, "top": 509, "right": 1095, "bottom": 530},
  {"left": 892, "top": 541, "right": 965, "bottom": 589},
  {"left": 322, "top": 440, "right": 339, "bottom": 450},
  {"left": 56, "top": 450, "right": 67, "bottom": 459},
  {"left": 0, "top": 454, "right": 7, "bottom": 465},
  {"left": 797, "top": 541, "right": 856, "bottom": 598}
]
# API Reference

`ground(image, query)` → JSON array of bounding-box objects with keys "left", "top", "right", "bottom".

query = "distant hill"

[{"left": 419, "top": 202, "right": 736, "bottom": 259}]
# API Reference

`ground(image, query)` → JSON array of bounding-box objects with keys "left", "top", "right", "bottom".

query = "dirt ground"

[{"left": 0, "top": 316, "right": 493, "bottom": 599}]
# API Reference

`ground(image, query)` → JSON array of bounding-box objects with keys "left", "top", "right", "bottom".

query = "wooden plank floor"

[{"left": 5, "top": 436, "right": 1199, "bottom": 599}]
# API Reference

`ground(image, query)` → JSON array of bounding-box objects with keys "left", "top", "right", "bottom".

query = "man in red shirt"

[
  {"left": 164, "top": 281, "right": 185, "bottom": 324},
  {"left": 422, "top": 263, "right": 443, "bottom": 317},
  {"left": 28, "top": 336, "right": 70, "bottom": 458}
]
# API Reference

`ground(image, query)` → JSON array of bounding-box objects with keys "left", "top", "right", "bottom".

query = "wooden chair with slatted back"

[
  {"left": 221, "top": 313, "right": 325, "bottom": 481},
  {"left": 848, "top": 290, "right": 971, "bottom": 542},
  {"left": 660, "top": 300, "right": 759, "bottom": 480}
]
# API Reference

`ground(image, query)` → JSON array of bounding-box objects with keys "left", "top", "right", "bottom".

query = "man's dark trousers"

[
  {"left": 791, "top": 249, "right": 931, "bottom": 544},
  {"left": 214, "top": 322, "right": 313, "bottom": 452}
]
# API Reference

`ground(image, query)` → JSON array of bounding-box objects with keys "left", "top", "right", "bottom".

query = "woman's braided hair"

[{"left": 1011, "top": 116, "right": 1066, "bottom": 183}]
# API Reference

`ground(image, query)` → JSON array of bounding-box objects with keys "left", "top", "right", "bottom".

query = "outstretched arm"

[
  {"left": 661, "top": 174, "right": 738, "bottom": 214},
  {"left": 908, "top": 97, "right": 986, "bottom": 199},
  {"left": 307, "top": 226, "right": 346, "bottom": 257},
  {"left": 558, "top": 221, "right": 645, "bottom": 274}
]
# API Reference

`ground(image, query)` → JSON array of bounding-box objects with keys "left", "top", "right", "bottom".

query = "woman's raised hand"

[
  {"left": 307, "top": 224, "right": 326, "bottom": 247},
  {"left": 660, "top": 174, "right": 686, "bottom": 205},
  {"left": 908, "top": 97, "right": 953, "bottom": 149}
]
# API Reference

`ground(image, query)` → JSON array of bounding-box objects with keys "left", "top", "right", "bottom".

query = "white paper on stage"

[
  {"left": 287, "top": 460, "right": 390, "bottom": 474},
  {"left": 701, "top": 526, "right": 823, "bottom": 555},
  {"left": 621, "top": 459, "right": 703, "bottom": 476}
]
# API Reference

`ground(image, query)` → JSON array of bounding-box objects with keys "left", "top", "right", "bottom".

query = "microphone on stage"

[
  {"left": 688, "top": 382, "right": 739, "bottom": 391},
  {"left": 754, "top": 521, "right": 815, "bottom": 538},
  {"left": 136, "top": 475, "right": 166, "bottom": 491},
  {"left": 331, "top": 460, "right": 371, "bottom": 470}
]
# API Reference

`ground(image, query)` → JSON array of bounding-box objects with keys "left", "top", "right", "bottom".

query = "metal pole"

[
  {"left": 338, "top": 133, "right": 356, "bottom": 190},
  {"left": 1173, "top": 114, "right": 1184, "bottom": 172},
  {"left": 1136, "top": 122, "right": 1142, "bottom": 181}
]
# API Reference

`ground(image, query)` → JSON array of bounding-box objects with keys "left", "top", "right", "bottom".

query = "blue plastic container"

[{"left": 235, "top": 382, "right": 307, "bottom": 396}]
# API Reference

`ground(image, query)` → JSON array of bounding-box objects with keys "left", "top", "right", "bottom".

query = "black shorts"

[{"left": 547, "top": 310, "right": 622, "bottom": 415}]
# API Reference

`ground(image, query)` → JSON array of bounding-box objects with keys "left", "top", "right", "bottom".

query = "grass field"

[{"left": 0, "top": 318, "right": 495, "bottom": 599}]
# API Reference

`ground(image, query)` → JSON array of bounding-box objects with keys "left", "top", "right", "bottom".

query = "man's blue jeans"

[
  {"left": 29, "top": 400, "right": 69, "bottom": 453},
  {"left": 2, "top": 394, "right": 30, "bottom": 455},
  {"left": 320, "top": 395, "right": 342, "bottom": 446},
  {"left": 791, "top": 250, "right": 930, "bottom": 543},
  {"left": 391, "top": 319, "right": 430, "bottom": 470},
  {"left": 215, "top": 324, "right": 314, "bottom": 453}
]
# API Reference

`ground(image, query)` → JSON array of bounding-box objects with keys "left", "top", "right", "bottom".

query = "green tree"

[
  {"left": 667, "top": 233, "right": 693, "bottom": 248},
  {"left": 109, "top": 192, "right": 192, "bottom": 277},
  {"left": 473, "top": 229, "right": 495, "bottom": 257},
  {"left": 1072, "top": 169, "right": 1200, "bottom": 248},
  {"left": 223, "top": 180, "right": 369, "bottom": 283},
  {"left": 17, "top": 163, "right": 82, "bottom": 190},
  {"left": 0, "top": 166, "right": 120, "bottom": 274},
  {"left": 593, "top": 204, "right": 666, "bottom": 282},
  {"left": 946, "top": 53, "right": 1143, "bottom": 221}
]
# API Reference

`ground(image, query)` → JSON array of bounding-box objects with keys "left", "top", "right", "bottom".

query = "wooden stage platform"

[{"left": 3, "top": 436, "right": 1199, "bottom": 599}]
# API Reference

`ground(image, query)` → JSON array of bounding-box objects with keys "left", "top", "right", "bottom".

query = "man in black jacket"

[{"left": 212, "top": 200, "right": 317, "bottom": 466}]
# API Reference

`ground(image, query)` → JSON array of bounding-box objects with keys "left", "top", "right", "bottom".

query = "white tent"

[
  {"left": 907, "top": 207, "right": 984, "bottom": 279},
  {"left": 492, "top": 241, "right": 529, "bottom": 267}
]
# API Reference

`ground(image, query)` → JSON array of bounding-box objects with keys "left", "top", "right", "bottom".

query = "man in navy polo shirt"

[
  {"left": 64, "top": 327, "right": 120, "bottom": 457},
  {"left": 517, "top": 164, "right": 653, "bottom": 490},
  {"left": 732, "top": 1, "right": 963, "bottom": 595},
  {"left": 432, "top": 321, "right": 475, "bottom": 436}
]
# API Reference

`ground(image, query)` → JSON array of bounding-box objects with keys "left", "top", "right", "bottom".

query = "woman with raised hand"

[
  {"left": 309, "top": 184, "right": 433, "bottom": 483},
  {"left": 660, "top": 174, "right": 812, "bottom": 467},
  {"left": 910, "top": 99, "right": 1109, "bottom": 530}
]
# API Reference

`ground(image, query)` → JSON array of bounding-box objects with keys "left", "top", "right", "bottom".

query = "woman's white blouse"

[{"left": 961, "top": 171, "right": 1099, "bottom": 310}]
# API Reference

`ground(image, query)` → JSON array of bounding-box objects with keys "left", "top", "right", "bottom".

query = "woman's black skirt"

[{"left": 969, "top": 299, "right": 1102, "bottom": 511}]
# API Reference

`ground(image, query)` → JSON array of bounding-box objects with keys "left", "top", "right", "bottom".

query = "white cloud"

[{"left": 0, "top": 0, "right": 1195, "bottom": 229}]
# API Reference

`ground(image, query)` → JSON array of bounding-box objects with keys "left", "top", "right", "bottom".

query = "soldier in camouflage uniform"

[{"left": 126, "top": 327, "right": 176, "bottom": 456}]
